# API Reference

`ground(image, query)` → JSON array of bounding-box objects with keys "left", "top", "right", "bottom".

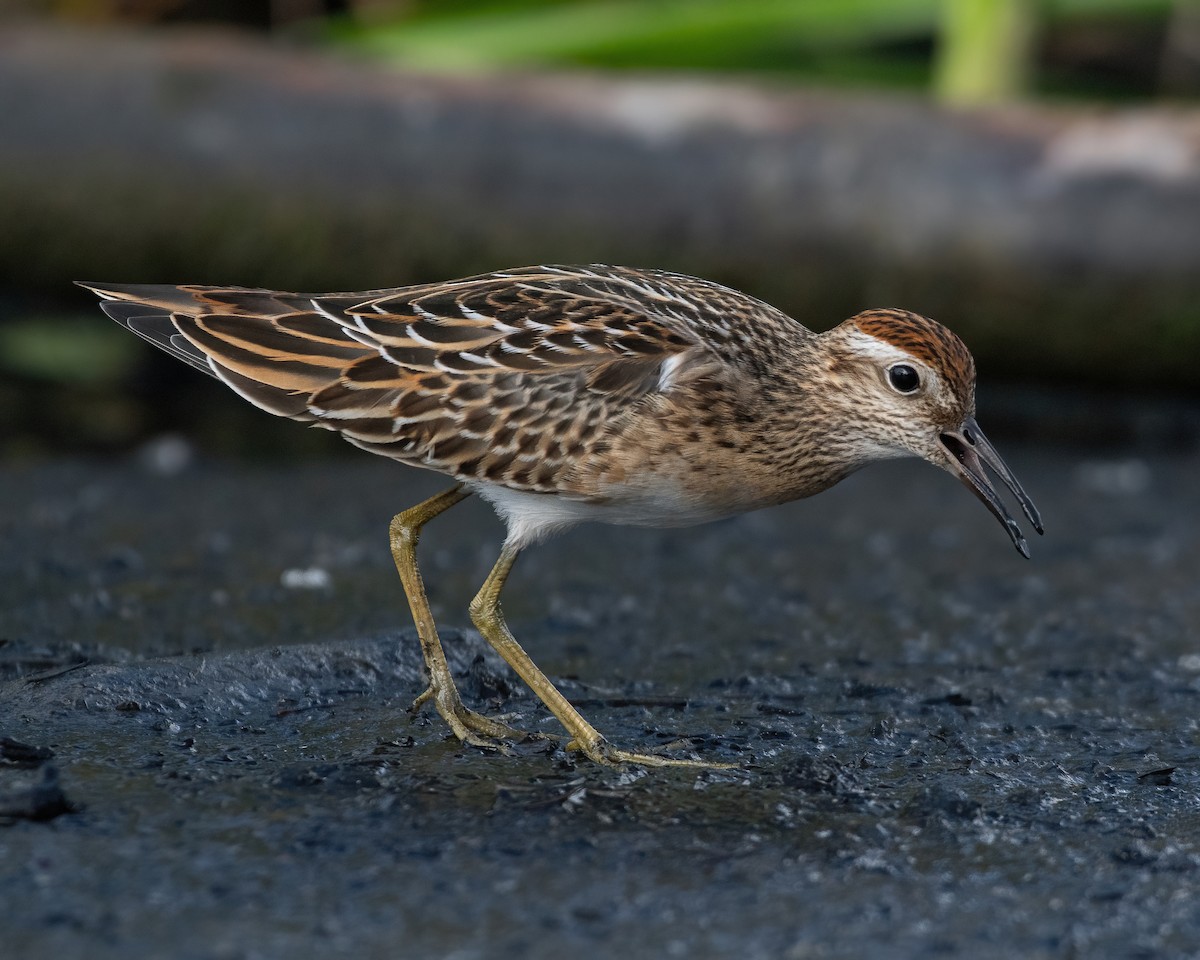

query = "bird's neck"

[{"left": 754, "top": 334, "right": 889, "bottom": 501}]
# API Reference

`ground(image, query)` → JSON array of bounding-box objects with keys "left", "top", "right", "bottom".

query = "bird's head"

[{"left": 819, "top": 308, "right": 1043, "bottom": 557}]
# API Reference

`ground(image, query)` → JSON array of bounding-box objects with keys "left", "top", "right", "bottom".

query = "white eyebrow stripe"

[
  {"left": 842, "top": 329, "right": 925, "bottom": 366},
  {"left": 842, "top": 329, "right": 946, "bottom": 393}
]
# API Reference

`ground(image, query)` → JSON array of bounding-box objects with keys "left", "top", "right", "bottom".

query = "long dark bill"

[{"left": 938, "top": 418, "right": 1044, "bottom": 559}]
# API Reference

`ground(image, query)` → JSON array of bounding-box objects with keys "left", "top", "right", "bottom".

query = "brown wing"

[{"left": 78, "top": 267, "right": 723, "bottom": 493}]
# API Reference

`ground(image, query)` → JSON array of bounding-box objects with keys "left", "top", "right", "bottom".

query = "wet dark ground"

[{"left": 2, "top": 442, "right": 1200, "bottom": 959}]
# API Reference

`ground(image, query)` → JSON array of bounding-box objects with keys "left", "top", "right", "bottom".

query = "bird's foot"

[
  {"left": 566, "top": 735, "right": 738, "bottom": 769},
  {"left": 411, "top": 684, "right": 539, "bottom": 751}
]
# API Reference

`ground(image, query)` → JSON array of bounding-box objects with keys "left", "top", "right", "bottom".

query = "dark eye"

[{"left": 888, "top": 364, "right": 920, "bottom": 394}]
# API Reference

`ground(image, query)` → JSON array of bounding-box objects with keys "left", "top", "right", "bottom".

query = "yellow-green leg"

[
  {"left": 390, "top": 485, "right": 533, "bottom": 748},
  {"left": 469, "top": 543, "right": 730, "bottom": 768}
]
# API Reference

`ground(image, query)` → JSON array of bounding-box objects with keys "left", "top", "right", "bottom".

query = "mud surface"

[{"left": 2, "top": 444, "right": 1199, "bottom": 959}]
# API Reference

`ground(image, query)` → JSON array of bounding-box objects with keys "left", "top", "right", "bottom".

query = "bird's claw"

[
  {"left": 411, "top": 683, "right": 538, "bottom": 747},
  {"left": 565, "top": 735, "right": 737, "bottom": 769}
]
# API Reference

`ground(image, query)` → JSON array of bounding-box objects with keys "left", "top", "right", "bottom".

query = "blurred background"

[{"left": 2, "top": 0, "right": 1199, "bottom": 459}]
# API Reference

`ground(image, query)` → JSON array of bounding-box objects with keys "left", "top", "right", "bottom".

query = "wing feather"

[{"left": 77, "top": 265, "right": 778, "bottom": 493}]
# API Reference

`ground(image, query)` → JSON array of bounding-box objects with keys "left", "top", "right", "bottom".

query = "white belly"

[{"left": 468, "top": 479, "right": 734, "bottom": 549}]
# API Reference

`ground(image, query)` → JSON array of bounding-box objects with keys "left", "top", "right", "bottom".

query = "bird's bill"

[{"left": 938, "top": 418, "right": 1043, "bottom": 558}]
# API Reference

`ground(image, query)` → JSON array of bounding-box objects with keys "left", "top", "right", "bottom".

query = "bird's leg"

[
  {"left": 470, "top": 543, "right": 730, "bottom": 768},
  {"left": 390, "top": 485, "right": 533, "bottom": 748}
]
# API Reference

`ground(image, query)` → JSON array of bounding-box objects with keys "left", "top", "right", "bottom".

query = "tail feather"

[
  {"left": 75, "top": 281, "right": 375, "bottom": 418},
  {"left": 84, "top": 294, "right": 214, "bottom": 376}
]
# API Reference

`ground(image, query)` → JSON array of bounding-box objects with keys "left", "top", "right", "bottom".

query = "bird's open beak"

[{"left": 938, "top": 418, "right": 1043, "bottom": 558}]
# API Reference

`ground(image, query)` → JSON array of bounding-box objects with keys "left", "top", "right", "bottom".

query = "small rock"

[
  {"left": 138, "top": 434, "right": 195, "bottom": 476},
  {"left": 0, "top": 766, "right": 76, "bottom": 821},
  {"left": 280, "top": 567, "right": 332, "bottom": 590}
]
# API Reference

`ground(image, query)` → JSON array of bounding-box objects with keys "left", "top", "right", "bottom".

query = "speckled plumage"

[
  {"left": 83, "top": 267, "right": 786, "bottom": 501},
  {"left": 80, "top": 264, "right": 1042, "bottom": 766}
]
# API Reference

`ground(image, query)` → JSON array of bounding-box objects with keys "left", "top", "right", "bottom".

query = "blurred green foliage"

[
  {"left": 328, "top": 0, "right": 1182, "bottom": 100},
  {"left": 0, "top": 316, "right": 137, "bottom": 386},
  {"left": 936, "top": 0, "right": 1037, "bottom": 102},
  {"left": 18, "top": 0, "right": 1192, "bottom": 99},
  {"left": 332, "top": 0, "right": 937, "bottom": 77}
]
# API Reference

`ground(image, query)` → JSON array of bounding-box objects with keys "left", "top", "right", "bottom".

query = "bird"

[{"left": 79, "top": 265, "right": 1042, "bottom": 767}]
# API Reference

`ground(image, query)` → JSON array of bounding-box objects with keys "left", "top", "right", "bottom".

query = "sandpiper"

[{"left": 80, "top": 265, "right": 1042, "bottom": 766}]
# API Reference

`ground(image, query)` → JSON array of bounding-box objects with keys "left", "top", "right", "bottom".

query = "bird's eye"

[{"left": 887, "top": 364, "right": 920, "bottom": 394}]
